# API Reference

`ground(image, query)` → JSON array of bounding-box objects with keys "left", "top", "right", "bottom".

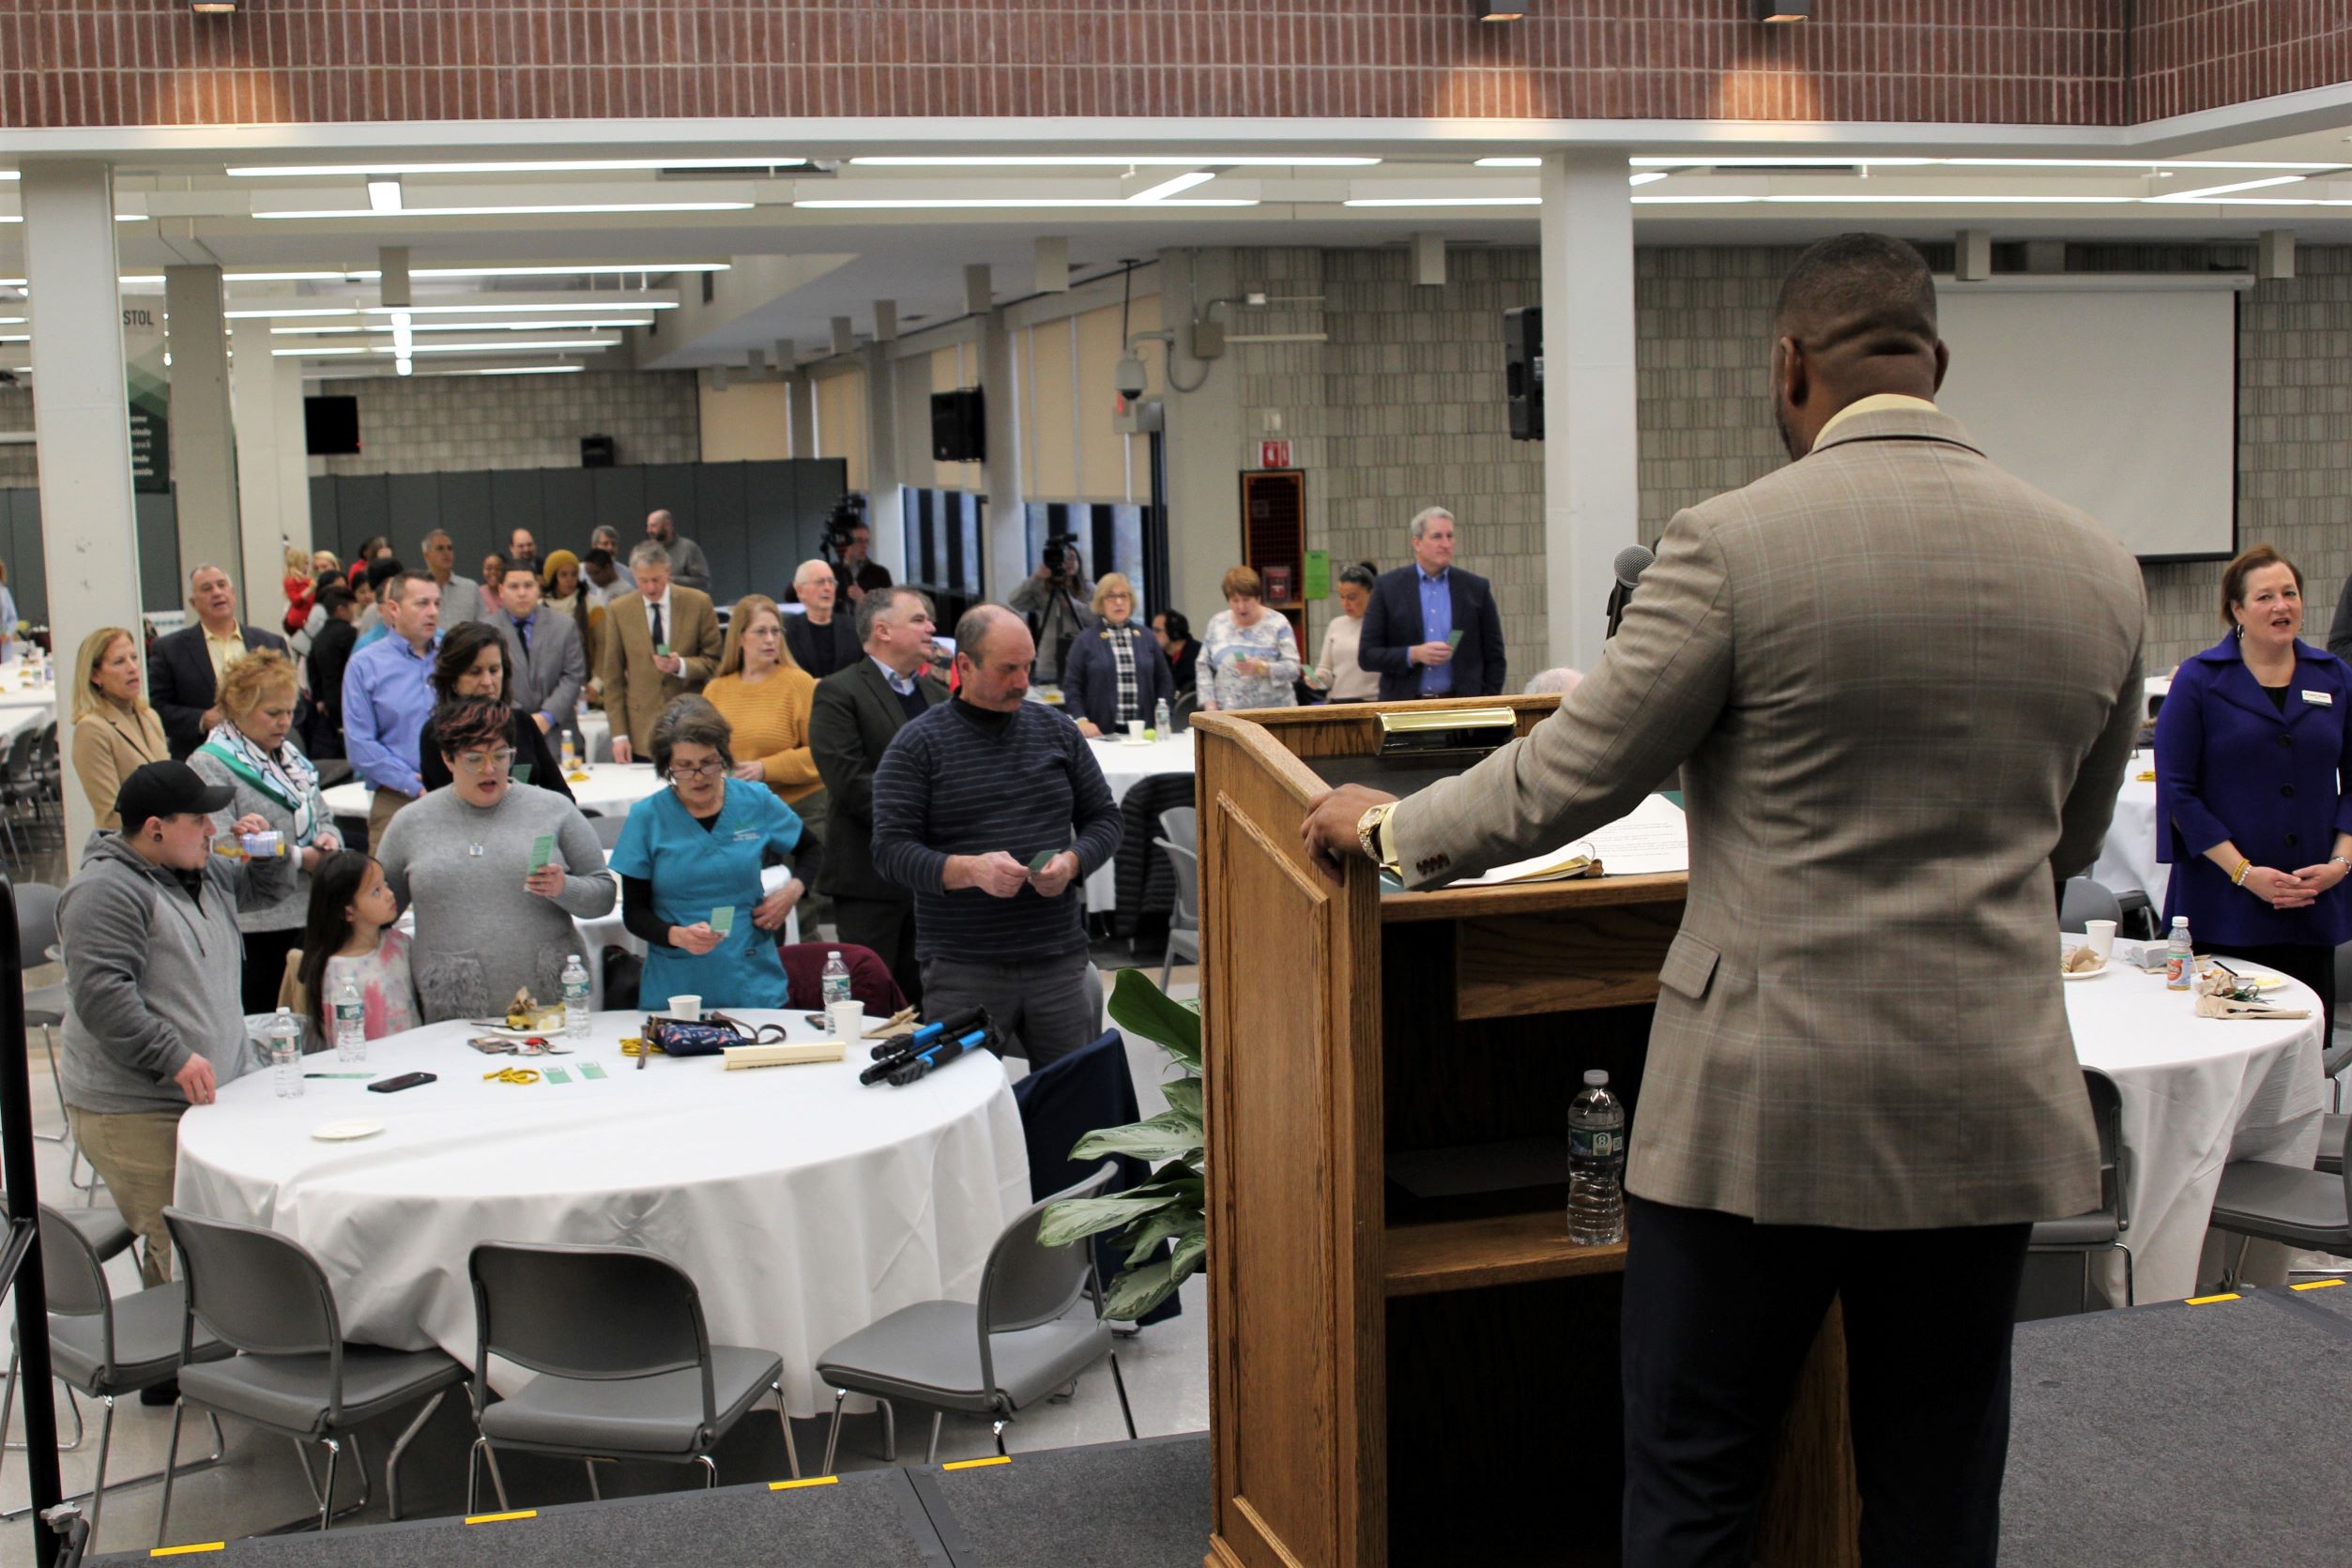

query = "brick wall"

[
  {"left": 313, "top": 368, "right": 699, "bottom": 477},
  {"left": 2133, "top": 1, "right": 2352, "bottom": 120}
]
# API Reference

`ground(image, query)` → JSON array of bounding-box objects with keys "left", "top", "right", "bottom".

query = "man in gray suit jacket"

[
  {"left": 486, "top": 561, "right": 586, "bottom": 738},
  {"left": 1306, "top": 236, "right": 2145, "bottom": 1565}
]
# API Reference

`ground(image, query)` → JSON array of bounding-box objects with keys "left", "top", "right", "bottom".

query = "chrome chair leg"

[
  {"left": 925, "top": 1411, "right": 944, "bottom": 1466},
  {"left": 695, "top": 1453, "right": 718, "bottom": 1488},
  {"left": 880, "top": 1397, "right": 896, "bottom": 1463},
  {"left": 315, "top": 1437, "right": 340, "bottom": 1532},
  {"left": 2120, "top": 1243, "right": 2136, "bottom": 1307},
  {"left": 584, "top": 1458, "right": 602, "bottom": 1501},
  {"left": 479, "top": 1436, "right": 512, "bottom": 1513},
  {"left": 990, "top": 1417, "right": 1008, "bottom": 1457},
  {"left": 2223, "top": 1232, "right": 2254, "bottom": 1290},
  {"left": 155, "top": 1400, "right": 187, "bottom": 1549},
  {"left": 771, "top": 1381, "right": 801, "bottom": 1480},
  {"left": 820, "top": 1389, "right": 847, "bottom": 1476},
  {"left": 33, "top": 1027, "right": 66, "bottom": 1144},
  {"left": 1109, "top": 1350, "right": 1138, "bottom": 1440},
  {"left": 385, "top": 1390, "right": 447, "bottom": 1522},
  {"left": 82, "top": 1395, "right": 115, "bottom": 1543}
]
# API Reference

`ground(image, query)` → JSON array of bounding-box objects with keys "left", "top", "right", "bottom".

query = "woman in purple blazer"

[{"left": 2154, "top": 544, "right": 2352, "bottom": 1031}]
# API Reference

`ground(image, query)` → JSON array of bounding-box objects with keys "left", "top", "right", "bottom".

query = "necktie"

[
  {"left": 649, "top": 601, "right": 665, "bottom": 653},
  {"left": 513, "top": 615, "right": 530, "bottom": 655}
]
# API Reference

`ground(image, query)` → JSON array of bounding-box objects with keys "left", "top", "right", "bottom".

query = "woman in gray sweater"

[{"left": 376, "top": 699, "right": 616, "bottom": 1024}]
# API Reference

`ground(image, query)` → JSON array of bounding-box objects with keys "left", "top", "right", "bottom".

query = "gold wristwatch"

[{"left": 1355, "top": 802, "right": 1400, "bottom": 875}]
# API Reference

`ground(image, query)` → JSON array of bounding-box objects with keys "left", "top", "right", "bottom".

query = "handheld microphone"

[
  {"left": 1606, "top": 544, "right": 1655, "bottom": 640},
  {"left": 866, "top": 1005, "right": 986, "bottom": 1062},
  {"left": 884, "top": 1027, "right": 991, "bottom": 1088}
]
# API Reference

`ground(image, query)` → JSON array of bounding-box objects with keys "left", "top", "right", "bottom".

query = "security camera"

[{"left": 1113, "top": 352, "right": 1149, "bottom": 400}]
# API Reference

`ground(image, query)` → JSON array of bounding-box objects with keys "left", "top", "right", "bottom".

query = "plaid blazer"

[{"left": 1390, "top": 407, "right": 2146, "bottom": 1228}]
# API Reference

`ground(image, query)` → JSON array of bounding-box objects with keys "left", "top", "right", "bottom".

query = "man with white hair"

[
  {"left": 1357, "top": 506, "right": 1509, "bottom": 702},
  {"left": 1525, "top": 667, "right": 1584, "bottom": 698},
  {"left": 786, "top": 557, "right": 862, "bottom": 678}
]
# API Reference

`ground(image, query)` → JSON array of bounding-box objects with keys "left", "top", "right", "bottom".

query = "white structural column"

[
  {"left": 862, "top": 329, "right": 906, "bottom": 585},
  {"left": 23, "top": 161, "right": 144, "bottom": 848},
  {"left": 787, "top": 368, "right": 817, "bottom": 460},
  {"left": 230, "top": 320, "right": 313, "bottom": 610},
  {"left": 164, "top": 265, "right": 245, "bottom": 616},
  {"left": 1538, "top": 152, "right": 1642, "bottom": 672},
  {"left": 978, "top": 306, "right": 1028, "bottom": 600}
]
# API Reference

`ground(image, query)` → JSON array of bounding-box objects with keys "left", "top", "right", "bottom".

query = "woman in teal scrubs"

[{"left": 609, "top": 696, "right": 816, "bottom": 1011}]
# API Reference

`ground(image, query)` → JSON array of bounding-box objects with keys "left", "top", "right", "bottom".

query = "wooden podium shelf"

[{"left": 1384, "top": 1213, "right": 1627, "bottom": 1297}]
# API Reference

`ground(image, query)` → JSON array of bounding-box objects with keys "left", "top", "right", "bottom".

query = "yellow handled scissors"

[{"left": 483, "top": 1068, "right": 542, "bottom": 1085}]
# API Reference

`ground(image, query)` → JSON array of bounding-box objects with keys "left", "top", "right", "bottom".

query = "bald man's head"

[
  {"left": 1770, "top": 233, "right": 1947, "bottom": 462},
  {"left": 954, "top": 604, "right": 1034, "bottom": 711}
]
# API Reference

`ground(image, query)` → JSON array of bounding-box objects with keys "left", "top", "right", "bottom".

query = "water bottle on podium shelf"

[
  {"left": 332, "top": 976, "right": 367, "bottom": 1064},
  {"left": 821, "top": 950, "right": 853, "bottom": 1012},
  {"left": 561, "top": 953, "right": 593, "bottom": 1041},
  {"left": 263, "top": 1007, "right": 305, "bottom": 1098},
  {"left": 2165, "top": 915, "right": 2193, "bottom": 991},
  {"left": 1567, "top": 1070, "right": 1625, "bottom": 1246}
]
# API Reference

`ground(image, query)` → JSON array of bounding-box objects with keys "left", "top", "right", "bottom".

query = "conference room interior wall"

[
  {"left": 310, "top": 368, "right": 699, "bottom": 478},
  {"left": 0, "top": 383, "right": 31, "bottom": 489}
]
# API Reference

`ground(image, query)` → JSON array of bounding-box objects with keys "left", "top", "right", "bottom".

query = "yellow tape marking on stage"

[
  {"left": 771, "top": 1476, "right": 840, "bottom": 1490},
  {"left": 942, "top": 1455, "right": 1012, "bottom": 1470},
  {"left": 150, "top": 1546, "right": 225, "bottom": 1558},
  {"left": 2185, "top": 1292, "right": 2240, "bottom": 1304},
  {"left": 464, "top": 1509, "right": 539, "bottom": 1524},
  {"left": 2291, "top": 1279, "right": 2346, "bottom": 1291}
]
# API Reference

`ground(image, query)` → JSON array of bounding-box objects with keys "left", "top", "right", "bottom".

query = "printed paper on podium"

[{"left": 1451, "top": 792, "right": 1688, "bottom": 887}]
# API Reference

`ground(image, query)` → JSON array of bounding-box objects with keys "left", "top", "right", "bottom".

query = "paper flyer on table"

[{"left": 1452, "top": 793, "right": 1689, "bottom": 885}]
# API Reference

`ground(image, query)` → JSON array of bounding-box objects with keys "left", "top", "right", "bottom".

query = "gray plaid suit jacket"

[{"left": 1390, "top": 406, "right": 2146, "bottom": 1229}]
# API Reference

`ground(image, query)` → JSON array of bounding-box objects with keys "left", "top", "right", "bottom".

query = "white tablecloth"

[
  {"left": 323, "top": 762, "right": 665, "bottom": 821},
  {"left": 1081, "top": 730, "right": 1196, "bottom": 913},
  {"left": 2087, "top": 753, "right": 2163, "bottom": 905},
  {"left": 2067, "top": 957, "right": 2326, "bottom": 1301},
  {"left": 173, "top": 1009, "right": 1031, "bottom": 1413}
]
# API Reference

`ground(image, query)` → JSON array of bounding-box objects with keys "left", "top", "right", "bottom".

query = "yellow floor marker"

[
  {"left": 2186, "top": 1292, "right": 2240, "bottom": 1304},
  {"left": 464, "top": 1509, "right": 539, "bottom": 1524},
  {"left": 150, "top": 1547, "right": 224, "bottom": 1559},
  {"left": 771, "top": 1476, "right": 840, "bottom": 1490},
  {"left": 943, "top": 1455, "right": 1012, "bottom": 1470},
  {"left": 2291, "top": 1278, "right": 2346, "bottom": 1291}
]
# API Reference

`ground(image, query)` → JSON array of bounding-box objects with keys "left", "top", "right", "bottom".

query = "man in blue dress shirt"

[
  {"left": 1356, "top": 506, "right": 1509, "bottom": 702},
  {"left": 342, "top": 571, "right": 443, "bottom": 845}
]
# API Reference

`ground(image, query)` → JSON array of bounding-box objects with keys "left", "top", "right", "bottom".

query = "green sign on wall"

[{"left": 1304, "top": 549, "right": 1330, "bottom": 601}]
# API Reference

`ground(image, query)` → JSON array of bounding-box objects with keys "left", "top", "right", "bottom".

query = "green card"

[
  {"left": 542, "top": 1066, "right": 573, "bottom": 1085},
  {"left": 1446, "top": 629, "right": 1464, "bottom": 650},
  {"left": 579, "top": 1061, "right": 608, "bottom": 1081},
  {"left": 1027, "top": 850, "right": 1058, "bottom": 875},
  {"left": 710, "top": 906, "right": 736, "bottom": 936},
  {"left": 656, "top": 642, "right": 672, "bottom": 658},
  {"left": 529, "top": 832, "right": 556, "bottom": 872}
]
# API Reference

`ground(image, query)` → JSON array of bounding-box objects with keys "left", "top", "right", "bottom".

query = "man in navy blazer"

[
  {"left": 148, "top": 563, "right": 289, "bottom": 759},
  {"left": 1356, "top": 507, "right": 1507, "bottom": 701}
]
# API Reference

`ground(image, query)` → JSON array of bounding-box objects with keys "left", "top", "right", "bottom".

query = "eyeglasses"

[
  {"left": 666, "top": 760, "right": 727, "bottom": 781},
  {"left": 453, "top": 747, "right": 517, "bottom": 772}
]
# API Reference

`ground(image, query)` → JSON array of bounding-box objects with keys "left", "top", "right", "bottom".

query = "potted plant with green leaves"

[{"left": 1037, "top": 968, "right": 1206, "bottom": 1320}]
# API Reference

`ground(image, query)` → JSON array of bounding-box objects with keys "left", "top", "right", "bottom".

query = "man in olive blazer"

[
  {"left": 808, "top": 586, "right": 949, "bottom": 1004},
  {"left": 597, "top": 541, "right": 722, "bottom": 761},
  {"left": 1304, "top": 236, "right": 2146, "bottom": 1564}
]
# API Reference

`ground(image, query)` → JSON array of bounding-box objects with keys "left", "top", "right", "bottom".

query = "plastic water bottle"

[
  {"left": 1153, "top": 697, "right": 1172, "bottom": 738},
  {"left": 561, "top": 953, "right": 593, "bottom": 1041},
  {"left": 1567, "top": 1070, "right": 1626, "bottom": 1246},
  {"left": 2165, "top": 915, "right": 2193, "bottom": 991},
  {"left": 264, "top": 1007, "right": 304, "bottom": 1098},
  {"left": 332, "top": 976, "right": 367, "bottom": 1064},
  {"left": 560, "top": 732, "right": 578, "bottom": 772},
  {"left": 821, "top": 950, "right": 853, "bottom": 1012}
]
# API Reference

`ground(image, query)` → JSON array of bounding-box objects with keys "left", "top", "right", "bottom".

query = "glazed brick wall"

[
  {"left": 2133, "top": 1, "right": 2352, "bottom": 121},
  {"left": 0, "top": 1, "right": 2130, "bottom": 129}
]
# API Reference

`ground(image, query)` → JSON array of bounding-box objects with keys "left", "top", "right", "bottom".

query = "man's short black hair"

[
  {"left": 1775, "top": 232, "right": 1938, "bottom": 351},
  {"left": 363, "top": 556, "right": 406, "bottom": 593}
]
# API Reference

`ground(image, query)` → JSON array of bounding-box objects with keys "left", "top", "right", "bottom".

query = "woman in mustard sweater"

[{"left": 705, "top": 595, "right": 829, "bottom": 916}]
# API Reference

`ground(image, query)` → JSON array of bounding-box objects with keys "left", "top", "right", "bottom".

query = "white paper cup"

[
  {"left": 667, "top": 994, "right": 702, "bottom": 1022},
  {"left": 831, "top": 1000, "right": 864, "bottom": 1043},
  {"left": 2084, "top": 920, "right": 2116, "bottom": 963},
  {"left": 1127, "top": 719, "right": 1146, "bottom": 740}
]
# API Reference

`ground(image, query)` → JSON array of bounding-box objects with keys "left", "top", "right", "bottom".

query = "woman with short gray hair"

[{"left": 610, "top": 696, "right": 819, "bottom": 1010}]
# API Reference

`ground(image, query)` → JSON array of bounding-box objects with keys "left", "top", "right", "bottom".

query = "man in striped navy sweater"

[{"left": 872, "top": 605, "right": 1122, "bottom": 1069}]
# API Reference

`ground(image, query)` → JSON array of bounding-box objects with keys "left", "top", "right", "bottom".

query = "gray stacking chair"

[
  {"left": 2059, "top": 875, "right": 2124, "bottom": 931},
  {"left": 2025, "top": 1069, "right": 2134, "bottom": 1310},
  {"left": 2318, "top": 1114, "right": 2349, "bottom": 1177},
  {"left": 1155, "top": 840, "right": 1200, "bottom": 989},
  {"left": 1158, "top": 806, "right": 1196, "bottom": 858},
  {"left": 588, "top": 812, "right": 629, "bottom": 850},
  {"left": 2211, "top": 1116, "right": 2352, "bottom": 1286},
  {"left": 465, "top": 1241, "right": 798, "bottom": 1512},
  {"left": 157, "top": 1210, "right": 466, "bottom": 1544},
  {"left": 816, "top": 1163, "right": 1138, "bottom": 1472},
  {"left": 0, "top": 1193, "right": 136, "bottom": 1456},
  {"left": 0, "top": 1206, "right": 230, "bottom": 1540},
  {"left": 15, "top": 882, "right": 72, "bottom": 1149}
]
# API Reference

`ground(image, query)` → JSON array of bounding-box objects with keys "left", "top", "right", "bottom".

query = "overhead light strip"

[
  {"left": 793, "top": 198, "right": 1257, "bottom": 209},
  {"left": 1129, "top": 172, "right": 1218, "bottom": 203},
  {"left": 271, "top": 318, "right": 654, "bottom": 335},
  {"left": 849, "top": 156, "right": 1378, "bottom": 167},
  {"left": 257, "top": 202, "right": 756, "bottom": 220},
  {"left": 229, "top": 159, "right": 806, "bottom": 176}
]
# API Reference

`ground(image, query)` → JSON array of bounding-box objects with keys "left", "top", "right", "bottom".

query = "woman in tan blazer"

[{"left": 70, "top": 626, "right": 170, "bottom": 830}]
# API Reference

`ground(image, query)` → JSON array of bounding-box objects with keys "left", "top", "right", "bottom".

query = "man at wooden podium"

[{"left": 1305, "top": 234, "right": 2146, "bottom": 1566}]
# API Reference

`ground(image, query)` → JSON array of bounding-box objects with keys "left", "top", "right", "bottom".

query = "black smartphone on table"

[{"left": 367, "top": 1072, "right": 436, "bottom": 1093}]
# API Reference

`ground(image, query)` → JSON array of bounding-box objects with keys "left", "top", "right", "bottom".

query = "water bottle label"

[{"left": 1569, "top": 1128, "right": 1619, "bottom": 1160}]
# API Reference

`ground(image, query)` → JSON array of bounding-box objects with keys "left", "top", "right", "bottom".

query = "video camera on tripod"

[{"left": 820, "top": 493, "right": 868, "bottom": 562}]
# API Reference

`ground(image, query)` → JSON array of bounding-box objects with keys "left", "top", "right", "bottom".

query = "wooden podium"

[{"left": 1189, "top": 698, "right": 1857, "bottom": 1568}]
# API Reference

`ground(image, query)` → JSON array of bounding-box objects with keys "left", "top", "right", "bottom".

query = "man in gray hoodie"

[{"left": 59, "top": 761, "right": 294, "bottom": 1285}]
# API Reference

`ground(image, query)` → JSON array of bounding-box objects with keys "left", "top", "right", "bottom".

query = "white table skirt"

[
  {"left": 174, "top": 1009, "right": 1031, "bottom": 1413},
  {"left": 323, "top": 762, "right": 665, "bottom": 821},
  {"left": 2067, "top": 958, "right": 2325, "bottom": 1302},
  {"left": 2087, "top": 754, "right": 2163, "bottom": 906},
  {"left": 1082, "top": 729, "right": 1196, "bottom": 914}
]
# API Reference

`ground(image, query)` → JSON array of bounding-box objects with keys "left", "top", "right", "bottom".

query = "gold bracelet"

[{"left": 2231, "top": 858, "right": 2253, "bottom": 888}]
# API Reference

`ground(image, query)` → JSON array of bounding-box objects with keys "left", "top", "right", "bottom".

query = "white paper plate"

[
  {"left": 2202, "top": 965, "right": 2287, "bottom": 990},
  {"left": 311, "top": 1119, "right": 385, "bottom": 1142},
  {"left": 2059, "top": 962, "right": 2109, "bottom": 982}
]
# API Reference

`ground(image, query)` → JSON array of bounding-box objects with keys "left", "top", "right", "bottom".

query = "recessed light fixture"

[
  {"left": 256, "top": 202, "right": 755, "bottom": 220},
  {"left": 366, "top": 177, "right": 403, "bottom": 214},
  {"left": 1129, "top": 172, "right": 1218, "bottom": 203},
  {"left": 1342, "top": 196, "right": 1541, "bottom": 207},
  {"left": 848, "top": 156, "right": 1378, "bottom": 168},
  {"left": 190, "top": 1, "right": 237, "bottom": 13},
  {"left": 228, "top": 160, "right": 804, "bottom": 177},
  {"left": 1474, "top": 158, "right": 1542, "bottom": 168},
  {"left": 793, "top": 197, "right": 1258, "bottom": 209},
  {"left": 1753, "top": 0, "right": 1810, "bottom": 18},
  {"left": 271, "top": 318, "right": 654, "bottom": 335}
]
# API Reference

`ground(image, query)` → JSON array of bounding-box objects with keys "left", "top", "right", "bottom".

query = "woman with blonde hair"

[
  {"left": 186, "top": 647, "right": 341, "bottom": 1012},
  {"left": 1061, "top": 571, "right": 1174, "bottom": 737},
  {"left": 704, "top": 595, "right": 828, "bottom": 896},
  {"left": 70, "top": 626, "right": 170, "bottom": 830}
]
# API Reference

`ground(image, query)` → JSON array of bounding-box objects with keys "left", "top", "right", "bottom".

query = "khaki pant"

[
  {"left": 68, "top": 1106, "right": 184, "bottom": 1285},
  {"left": 367, "top": 785, "right": 416, "bottom": 850}
]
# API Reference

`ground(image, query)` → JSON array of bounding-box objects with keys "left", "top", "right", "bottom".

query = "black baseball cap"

[{"left": 115, "top": 761, "right": 236, "bottom": 835}]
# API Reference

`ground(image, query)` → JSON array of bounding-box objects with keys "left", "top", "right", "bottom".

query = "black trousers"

[
  {"left": 2206, "top": 940, "right": 2335, "bottom": 1041},
  {"left": 831, "top": 895, "right": 922, "bottom": 1009},
  {"left": 1621, "top": 1194, "right": 2033, "bottom": 1568}
]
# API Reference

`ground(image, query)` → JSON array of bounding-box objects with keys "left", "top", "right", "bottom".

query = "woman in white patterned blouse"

[{"left": 1200, "top": 565, "right": 1301, "bottom": 712}]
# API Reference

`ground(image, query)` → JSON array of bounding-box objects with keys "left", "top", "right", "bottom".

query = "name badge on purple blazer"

[{"left": 2303, "top": 690, "right": 2333, "bottom": 707}]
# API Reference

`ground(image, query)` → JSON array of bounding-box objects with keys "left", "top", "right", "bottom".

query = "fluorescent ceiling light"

[
  {"left": 0, "top": 317, "right": 22, "bottom": 327},
  {"left": 1942, "top": 159, "right": 2346, "bottom": 170},
  {"left": 1629, "top": 156, "right": 1937, "bottom": 167},
  {"left": 0, "top": 173, "right": 17, "bottom": 182},
  {"left": 226, "top": 307, "right": 360, "bottom": 320},
  {"left": 1632, "top": 195, "right": 1763, "bottom": 205},
  {"left": 1130, "top": 172, "right": 1217, "bottom": 203},
  {"left": 366, "top": 177, "right": 403, "bottom": 213},
  {"left": 274, "top": 346, "right": 369, "bottom": 357},
  {"left": 849, "top": 156, "right": 1377, "bottom": 167},
  {"left": 411, "top": 263, "right": 728, "bottom": 278},
  {"left": 1474, "top": 158, "right": 1542, "bottom": 168},
  {"left": 794, "top": 197, "right": 1257, "bottom": 209},
  {"left": 1343, "top": 196, "right": 1540, "bottom": 207},
  {"left": 375, "top": 338, "right": 620, "bottom": 355},
  {"left": 455, "top": 365, "right": 588, "bottom": 376},
  {"left": 271, "top": 318, "right": 654, "bottom": 335},
  {"left": 2148, "top": 175, "right": 2307, "bottom": 202},
  {"left": 1628, "top": 172, "right": 1669, "bottom": 187},
  {"left": 257, "top": 202, "right": 754, "bottom": 220},
  {"left": 358, "top": 301, "right": 677, "bottom": 315},
  {"left": 229, "top": 159, "right": 805, "bottom": 177},
  {"left": 1762, "top": 193, "right": 2141, "bottom": 205},
  {"left": 0, "top": 334, "right": 27, "bottom": 343}
]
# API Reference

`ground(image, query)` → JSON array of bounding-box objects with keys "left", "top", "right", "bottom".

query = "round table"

[
  {"left": 2067, "top": 955, "right": 2325, "bottom": 1301},
  {"left": 1081, "top": 730, "right": 1196, "bottom": 914},
  {"left": 323, "top": 762, "right": 666, "bottom": 821},
  {"left": 2087, "top": 750, "right": 2162, "bottom": 906},
  {"left": 173, "top": 1009, "right": 1031, "bottom": 1413}
]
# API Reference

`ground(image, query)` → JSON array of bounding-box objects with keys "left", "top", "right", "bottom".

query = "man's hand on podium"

[{"left": 1302, "top": 784, "right": 1399, "bottom": 887}]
